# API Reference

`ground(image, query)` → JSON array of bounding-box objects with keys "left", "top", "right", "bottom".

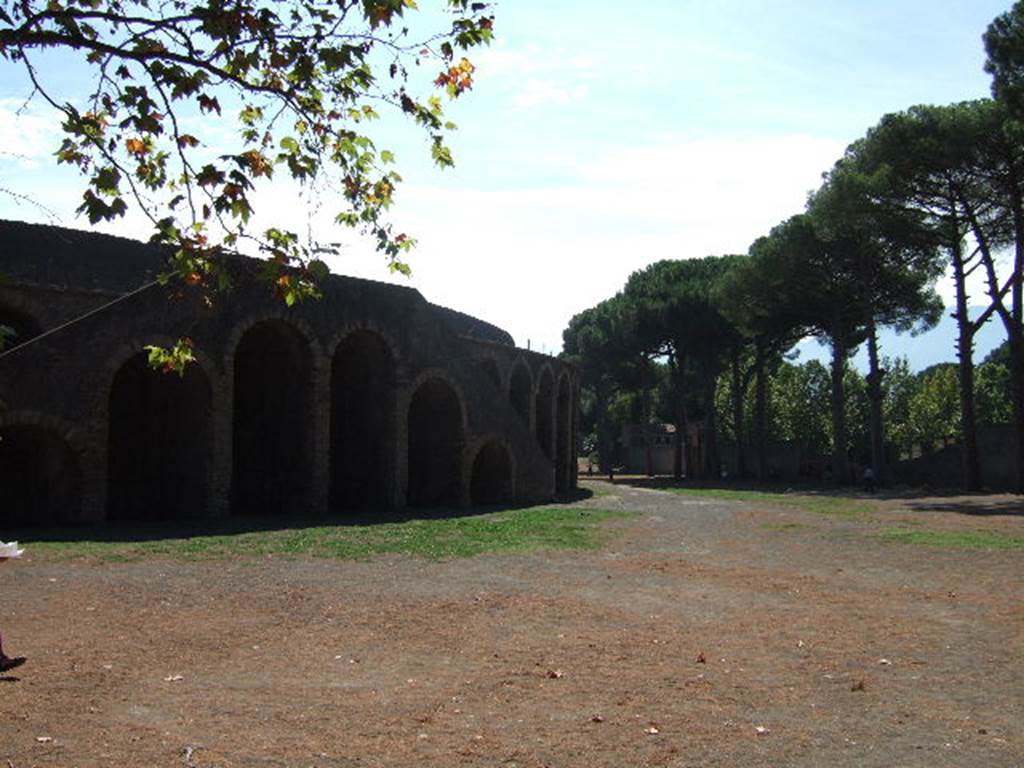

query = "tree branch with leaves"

[{"left": 1, "top": 0, "right": 493, "bottom": 338}]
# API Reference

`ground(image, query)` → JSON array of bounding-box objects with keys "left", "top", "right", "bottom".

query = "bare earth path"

[{"left": 2, "top": 483, "right": 1022, "bottom": 767}]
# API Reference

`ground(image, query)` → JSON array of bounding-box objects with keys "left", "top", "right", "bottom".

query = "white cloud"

[
  {"left": 472, "top": 41, "right": 599, "bottom": 113},
  {"left": 512, "top": 79, "right": 588, "bottom": 109},
  {"left": 344, "top": 133, "right": 850, "bottom": 353},
  {"left": 0, "top": 99, "right": 63, "bottom": 167}
]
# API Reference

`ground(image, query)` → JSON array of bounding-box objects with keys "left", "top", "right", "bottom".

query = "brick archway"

[
  {"left": 407, "top": 376, "right": 465, "bottom": 507},
  {"left": 0, "top": 418, "right": 81, "bottom": 526},
  {"left": 107, "top": 352, "right": 213, "bottom": 520},
  {"left": 330, "top": 329, "right": 395, "bottom": 511},
  {"left": 231, "top": 319, "right": 314, "bottom": 516},
  {"left": 469, "top": 439, "right": 515, "bottom": 505}
]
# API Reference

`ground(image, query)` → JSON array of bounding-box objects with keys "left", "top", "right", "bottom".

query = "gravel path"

[{"left": 1, "top": 482, "right": 1021, "bottom": 767}]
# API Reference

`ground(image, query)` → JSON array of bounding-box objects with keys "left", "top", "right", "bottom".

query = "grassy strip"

[
  {"left": 663, "top": 487, "right": 874, "bottom": 517},
  {"left": 579, "top": 481, "right": 617, "bottom": 499},
  {"left": 878, "top": 529, "right": 1024, "bottom": 551},
  {"left": 23, "top": 507, "right": 627, "bottom": 563}
]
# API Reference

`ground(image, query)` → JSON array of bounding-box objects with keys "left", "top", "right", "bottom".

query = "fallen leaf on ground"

[{"left": 546, "top": 669, "right": 564, "bottom": 679}]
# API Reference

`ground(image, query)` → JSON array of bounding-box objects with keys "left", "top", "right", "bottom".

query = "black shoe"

[{"left": 0, "top": 656, "right": 26, "bottom": 673}]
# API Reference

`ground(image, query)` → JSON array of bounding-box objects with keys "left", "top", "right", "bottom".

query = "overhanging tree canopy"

[{"left": 0, "top": 1, "right": 493, "bottom": 305}]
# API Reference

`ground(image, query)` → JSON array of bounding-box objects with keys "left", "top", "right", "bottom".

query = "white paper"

[{"left": 0, "top": 541, "right": 24, "bottom": 558}]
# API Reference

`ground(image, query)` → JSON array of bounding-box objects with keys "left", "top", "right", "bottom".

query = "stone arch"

[
  {"left": 555, "top": 371, "right": 572, "bottom": 494},
  {"left": 508, "top": 359, "right": 532, "bottom": 428},
  {"left": 330, "top": 329, "right": 395, "bottom": 511},
  {"left": 231, "top": 318, "right": 315, "bottom": 516},
  {"left": 0, "top": 301, "right": 43, "bottom": 351},
  {"left": 469, "top": 439, "right": 515, "bottom": 505},
  {"left": 107, "top": 351, "right": 213, "bottom": 521},
  {"left": 323, "top": 323, "right": 402, "bottom": 378},
  {"left": 407, "top": 375, "right": 465, "bottom": 507},
  {"left": 534, "top": 364, "right": 555, "bottom": 460},
  {"left": 0, "top": 415, "right": 81, "bottom": 526},
  {"left": 478, "top": 357, "right": 501, "bottom": 389}
]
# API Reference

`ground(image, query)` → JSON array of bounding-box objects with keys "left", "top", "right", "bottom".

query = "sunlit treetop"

[{"left": 0, "top": 0, "right": 494, "bottom": 307}]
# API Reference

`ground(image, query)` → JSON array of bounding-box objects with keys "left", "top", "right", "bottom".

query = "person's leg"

[{"left": 0, "top": 631, "right": 26, "bottom": 672}]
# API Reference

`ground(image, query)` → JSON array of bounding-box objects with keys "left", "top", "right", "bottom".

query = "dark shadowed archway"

[
  {"left": 0, "top": 425, "right": 80, "bottom": 526},
  {"left": 108, "top": 353, "right": 212, "bottom": 520},
  {"left": 407, "top": 377, "right": 463, "bottom": 507},
  {"left": 330, "top": 330, "right": 394, "bottom": 511},
  {"left": 0, "top": 304, "right": 42, "bottom": 351},
  {"left": 556, "top": 374, "right": 572, "bottom": 493},
  {"left": 535, "top": 367, "right": 554, "bottom": 460},
  {"left": 478, "top": 358, "right": 501, "bottom": 389},
  {"left": 509, "top": 362, "right": 531, "bottom": 426},
  {"left": 232, "top": 320, "right": 313, "bottom": 516},
  {"left": 470, "top": 441, "right": 513, "bottom": 505}
]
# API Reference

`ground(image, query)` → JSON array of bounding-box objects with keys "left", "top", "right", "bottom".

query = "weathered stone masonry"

[{"left": 0, "top": 220, "right": 578, "bottom": 525}]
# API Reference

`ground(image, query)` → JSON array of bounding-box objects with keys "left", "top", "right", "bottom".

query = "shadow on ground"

[
  {"left": 585, "top": 475, "right": 1023, "bottom": 516},
  {"left": 9, "top": 488, "right": 598, "bottom": 544}
]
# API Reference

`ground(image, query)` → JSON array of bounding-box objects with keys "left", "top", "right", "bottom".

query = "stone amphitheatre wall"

[{"left": 0, "top": 220, "right": 577, "bottom": 525}]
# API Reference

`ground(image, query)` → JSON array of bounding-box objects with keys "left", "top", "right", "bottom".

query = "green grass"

[
  {"left": 23, "top": 507, "right": 628, "bottom": 563},
  {"left": 762, "top": 522, "right": 811, "bottom": 531},
  {"left": 878, "top": 528, "right": 1024, "bottom": 551},
  {"left": 663, "top": 487, "right": 874, "bottom": 518},
  {"left": 579, "top": 481, "right": 617, "bottom": 499}
]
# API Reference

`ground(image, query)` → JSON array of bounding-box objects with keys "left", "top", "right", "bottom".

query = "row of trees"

[
  {"left": 564, "top": 3, "right": 1024, "bottom": 491},
  {"left": 579, "top": 345, "right": 1011, "bottom": 480}
]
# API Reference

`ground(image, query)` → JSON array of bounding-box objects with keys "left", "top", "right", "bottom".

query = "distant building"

[{"left": 620, "top": 423, "right": 679, "bottom": 475}]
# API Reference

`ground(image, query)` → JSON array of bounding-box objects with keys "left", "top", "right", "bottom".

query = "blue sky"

[{"left": 0, "top": 1, "right": 1014, "bottom": 365}]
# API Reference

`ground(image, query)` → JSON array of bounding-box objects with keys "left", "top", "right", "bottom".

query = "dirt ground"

[{"left": 1, "top": 482, "right": 1022, "bottom": 767}]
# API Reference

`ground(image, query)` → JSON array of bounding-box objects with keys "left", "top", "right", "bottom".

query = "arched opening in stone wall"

[
  {"left": 534, "top": 368, "right": 554, "bottom": 460},
  {"left": 470, "top": 441, "right": 513, "bottom": 505},
  {"left": 407, "top": 377, "right": 463, "bottom": 507},
  {"left": 232, "top": 320, "right": 313, "bottom": 516},
  {"left": 108, "top": 353, "right": 212, "bottom": 521},
  {"left": 556, "top": 374, "right": 572, "bottom": 494},
  {"left": 478, "top": 358, "right": 501, "bottom": 389},
  {"left": 0, "top": 425, "right": 80, "bottom": 526},
  {"left": 509, "top": 362, "right": 531, "bottom": 426},
  {"left": 330, "top": 330, "right": 393, "bottom": 511},
  {"left": 0, "top": 304, "right": 42, "bottom": 351}
]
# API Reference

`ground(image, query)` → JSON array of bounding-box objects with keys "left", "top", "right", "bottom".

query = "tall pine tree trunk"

[
  {"left": 730, "top": 353, "right": 745, "bottom": 479},
  {"left": 866, "top": 319, "right": 886, "bottom": 485},
  {"left": 671, "top": 352, "right": 686, "bottom": 481},
  {"left": 702, "top": 360, "right": 721, "bottom": 480},
  {"left": 639, "top": 357, "right": 654, "bottom": 476},
  {"left": 1005, "top": 177, "right": 1024, "bottom": 492},
  {"left": 595, "top": 385, "right": 613, "bottom": 475},
  {"left": 829, "top": 329, "right": 850, "bottom": 485},
  {"left": 754, "top": 343, "right": 768, "bottom": 483},
  {"left": 950, "top": 218, "right": 982, "bottom": 491}
]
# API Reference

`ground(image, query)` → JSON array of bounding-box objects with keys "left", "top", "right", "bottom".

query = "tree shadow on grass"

[
  {"left": 897, "top": 497, "right": 1023, "bottom": 517},
  {"left": 599, "top": 475, "right": 1023, "bottom": 517},
  {"left": 7, "top": 487, "right": 600, "bottom": 545}
]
